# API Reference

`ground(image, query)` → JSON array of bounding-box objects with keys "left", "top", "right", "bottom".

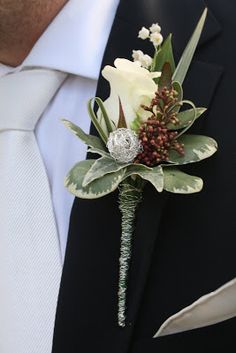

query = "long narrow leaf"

[
  {"left": 88, "top": 98, "right": 108, "bottom": 144},
  {"left": 93, "top": 97, "right": 114, "bottom": 134},
  {"left": 62, "top": 119, "right": 106, "bottom": 150},
  {"left": 172, "top": 8, "right": 207, "bottom": 85},
  {"left": 87, "top": 147, "right": 111, "bottom": 158},
  {"left": 172, "top": 81, "right": 183, "bottom": 114},
  {"left": 175, "top": 100, "right": 197, "bottom": 138}
]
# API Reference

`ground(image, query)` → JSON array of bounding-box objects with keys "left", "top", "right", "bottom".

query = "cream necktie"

[{"left": 0, "top": 69, "right": 66, "bottom": 353}]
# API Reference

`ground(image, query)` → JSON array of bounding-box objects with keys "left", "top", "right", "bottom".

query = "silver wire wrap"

[{"left": 118, "top": 180, "right": 143, "bottom": 327}]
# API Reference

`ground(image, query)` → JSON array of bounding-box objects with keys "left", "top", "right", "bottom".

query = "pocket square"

[{"left": 154, "top": 277, "right": 236, "bottom": 337}]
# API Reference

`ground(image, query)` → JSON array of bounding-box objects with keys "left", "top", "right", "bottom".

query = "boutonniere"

[{"left": 63, "top": 8, "right": 217, "bottom": 327}]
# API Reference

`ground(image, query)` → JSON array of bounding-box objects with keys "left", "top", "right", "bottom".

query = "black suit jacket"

[{"left": 52, "top": 0, "right": 236, "bottom": 352}]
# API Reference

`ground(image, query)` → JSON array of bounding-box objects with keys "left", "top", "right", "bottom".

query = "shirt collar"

[{"left": 1, "top": 0, "right": 120, "bottom": 80}]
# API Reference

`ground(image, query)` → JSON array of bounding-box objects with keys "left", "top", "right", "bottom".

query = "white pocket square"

[{"left": 154, "top": 277, "right": 236, "bottom": 337}]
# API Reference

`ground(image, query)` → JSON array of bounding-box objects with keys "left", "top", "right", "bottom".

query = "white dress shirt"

[{"left": 0, "top": 0, "right": 120, "bottom": 258}]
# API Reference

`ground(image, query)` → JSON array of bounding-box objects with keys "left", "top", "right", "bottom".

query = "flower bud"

[
  {"left": 138, "top": 26, "right": 150, "bottom": 40},
  {"left": 150, "top": 32, "right": 163, "bottom": 46},
  {"left": 150, "top": 23, "right": 161, "bottom": 33},
  {"left": 132, "top": 50, "right": 152, "bottom": 69}
]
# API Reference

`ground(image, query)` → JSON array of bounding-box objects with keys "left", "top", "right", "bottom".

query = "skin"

[{"left": 0, "top": 0, "right": 68, "bottom": 66}]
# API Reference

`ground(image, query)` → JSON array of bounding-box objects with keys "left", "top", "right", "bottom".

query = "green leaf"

[
  {"left": 62, "top": 119, "right": 106, "bottom": 150},
  {"left": 152, "top": 34, "right": 176, "bottom": 74},
  {"left": 83, "top": 156, "right": 128, "bottom": 187},
  {"left": 123, "top": 164, "right": 164, "bottom": 192},
  {"left": 175, "top": 100, "right": 197, "bottom": 137},
  {"left": 159, "top": 62, "right": 172, "bottom": 90},
  {"left": 167, "top": 107, "right": 207, "bottom": 130},
  {"left": 65, "top": 159, "right": 125, "bottom": 199},
  {"left": 172, "top": 8, "right": 208, "bottom": 85},
  {"left": 168, "top": 134, "right": 218, "bottom": 164},
  {"left": 163, "top": 167, "right": 203, "bottom": 194},
  {"left": 87, "top": 147, "right": 110, "bottom": 158},
  {"left": 88, "top": 98, "right": 108, "bottom": 144},
  {"left": 93, "top": 97, "right": 115, "bottom": 134}
]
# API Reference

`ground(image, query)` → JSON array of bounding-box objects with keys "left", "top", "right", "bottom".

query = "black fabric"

[
  {"left": 132, "top": 317, "right": 236, "bottom": 353},
  {"left": 52, "top": 0, "right": 236, "bottom": 352}
]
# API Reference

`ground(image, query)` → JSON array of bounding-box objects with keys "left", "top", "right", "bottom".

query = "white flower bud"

[
  {"left": 138, "top": 26, "right": 150, "bottom": 40},
  {"left": 132, "top": 50, "right": 152, "bottom": 69},
  {"left": 132, "top": 49, "right": 144, "bottom": 61},
  {"left": 150, "top": 32, "right": 163, "bottom": 46},
  {"left": 140, "top": 54, "right": 153, "bottom": 69},
  {"left": 150, "top": 23, "right": 161, "bottom": 33}
]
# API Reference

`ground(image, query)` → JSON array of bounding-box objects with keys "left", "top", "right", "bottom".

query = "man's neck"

[{"left": 0, "top": 0, "right": 68, "bottom": 67}]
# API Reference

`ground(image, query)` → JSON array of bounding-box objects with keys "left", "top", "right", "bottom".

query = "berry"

[{"left": 134, "top": 86, "right": 185, "bottom": 167}]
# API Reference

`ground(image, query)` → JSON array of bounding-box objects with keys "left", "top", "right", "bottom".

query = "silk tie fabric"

[{"left": 0, "top": 69, "right": 66, "bottom": 353}]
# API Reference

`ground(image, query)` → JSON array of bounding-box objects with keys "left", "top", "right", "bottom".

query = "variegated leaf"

[
  {"left": 83, "top": 156, "right": 128, "bottom": 187},
  {"left": 62, "top": 119, "right": 106, "bottom": 150},
  {"left": 163, "top": 167, "right": 203, "bottom": 194},
  {"left": 168, "top": 135, "right": 218, "bottom": 164},
  {"left": 65, "top": 159, "right": 125, "bottom": 199},
  {"left": 123, "top": 164, "right": 164, "bottom": 192},
  {"left": 87, "top": 147, "right": 111, "bottom": 158}
]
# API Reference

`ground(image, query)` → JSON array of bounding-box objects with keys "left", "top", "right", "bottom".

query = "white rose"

[
  {"left": 150, "top": 23, "right": 161, "bottom": 33},
  {"left": 138, "top": 26, "right": 150, "bottom": 40},
  {"left": 150, "top": 32, "right": 163, "bottom": 46},
  {"left": 132, "top": 50, "right": 153, "bottom": 69},
  {"left": 101, "top": 58, "right": 161, "bottom": 128}
]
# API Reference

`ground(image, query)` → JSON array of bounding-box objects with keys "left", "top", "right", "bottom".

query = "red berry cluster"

[
  {"left": 134, "top": 87, "right": 185, "bottom": 167},
  {"left": 135, "top": 118, "right": 184, "bottom": 166}
]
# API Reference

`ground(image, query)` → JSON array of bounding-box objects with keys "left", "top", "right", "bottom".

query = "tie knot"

[{"left": 0, "top": 69, "right": 66, "bottom": 132}]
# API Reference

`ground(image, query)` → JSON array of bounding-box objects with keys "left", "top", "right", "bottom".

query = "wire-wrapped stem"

[{"left": 118, "top": 178, "right": 143, "bottom": 327}]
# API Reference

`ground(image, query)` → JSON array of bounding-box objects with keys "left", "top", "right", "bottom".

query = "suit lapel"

[{"left": 53, "top": 1, "right": 223, "bottom": 352}]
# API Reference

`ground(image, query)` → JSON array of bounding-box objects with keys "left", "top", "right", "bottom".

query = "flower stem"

[{"left": 118, "top": 178, "right": 143, "bottom": 327}]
